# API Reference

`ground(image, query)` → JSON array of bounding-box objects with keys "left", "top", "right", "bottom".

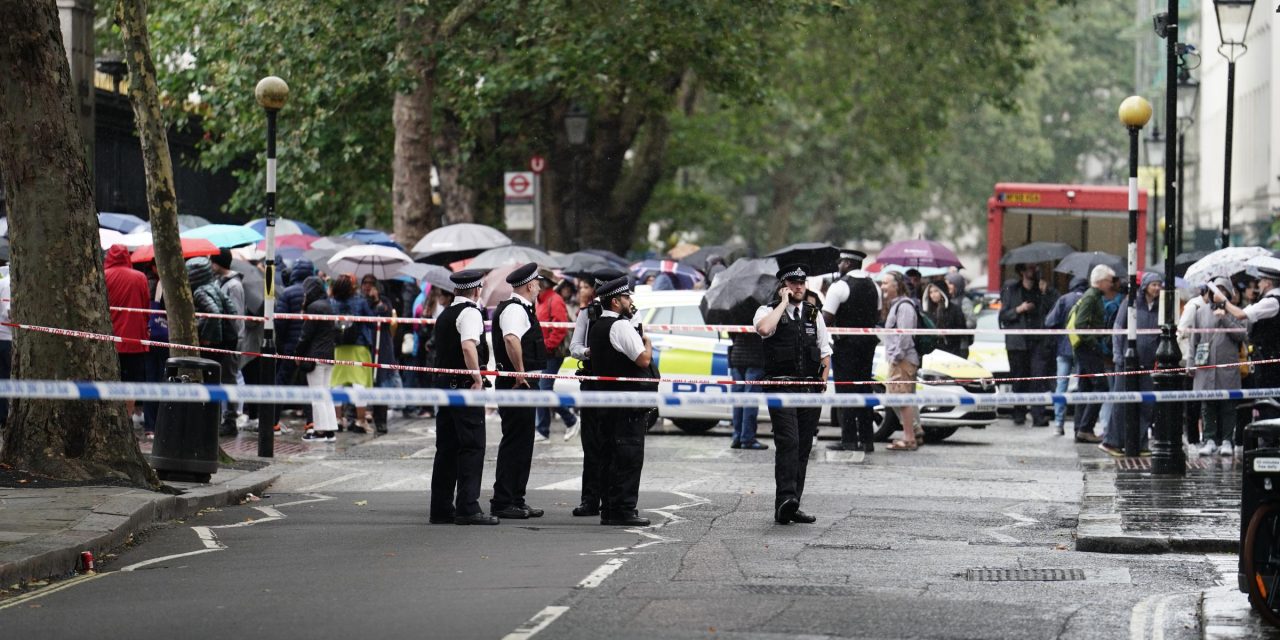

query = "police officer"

[
  {"left": 429, "top": 270, "right": 498, "bottom": 525},
  {"left": 588, "top": 276, "right": 656, "bottom": 527},
  {"left": 754, "top": 264, "right": 831, "bottom": 525},
  {"left": 490, "top": 262, "right": 549, "bottom": 519},
  {"left": 1221, "top": 258, "right": 1280, "bottom": 420},
  {"left": 568, "top": 267, "right": 626, "bottom": 517},
  {"left": 822, "top": 249, "right": 879, "bottom": 452}
]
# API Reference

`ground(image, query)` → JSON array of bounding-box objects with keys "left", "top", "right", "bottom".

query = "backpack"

[
  {"left": 914, "top": 305, "right": 938, "bottom": 356},
  {"left": 334, "top": 300, "right": 364, "bottom": 346},
  {"left": 1065, "top": 299, "right": 1082, "bottom": 350}
]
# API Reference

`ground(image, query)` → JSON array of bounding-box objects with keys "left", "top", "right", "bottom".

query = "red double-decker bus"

[{"left": 986, "top": 183, "right": 1148, "bottom": 291}]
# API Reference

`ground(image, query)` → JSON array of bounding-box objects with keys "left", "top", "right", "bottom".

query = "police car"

[{"left": 555, "top": 289, "right": 997, "bottom": 442}]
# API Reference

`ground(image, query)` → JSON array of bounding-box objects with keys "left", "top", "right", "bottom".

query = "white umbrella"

[
  {"left": 411, "top": 223, "right": 512, "bottom": 264},
  {"left": 1183, "top": 246, "right": 1271, "bottom": 285},
  {"left": 468, "top": 245, "right": 560, "bottom": 270},
  {"left": 327, "top": 244, "right": 414, "bottom": 280},
  {"left": 117, "top": 231, "right": 154, "bottom": 249},
  {"left": 99, "top": 228, "right": 127, "bottom": 249}
]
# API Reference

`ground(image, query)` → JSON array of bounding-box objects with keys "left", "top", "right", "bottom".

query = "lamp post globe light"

[
  {"left": 255, "top": 75, "right": 289, "bottom": 458},
  {"left": 1118, "top": 95, "right": 1151, "bottom": 457},
  {"left": 1212, "top": 0, "right": 1256, "bottom": 249},
  {"left": 563, "top": 103, "right": 588, "bottom": 250}
]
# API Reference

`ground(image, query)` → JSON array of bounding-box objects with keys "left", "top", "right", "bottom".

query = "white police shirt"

[
  {"left": 451, "top": 297, "right": 484, "bottom": 344},
  {"left": 498, "top": 292, "right": 535, "bottom": 338},
  {"left": 601, "top": 310, "right": 645, "bottom": 361}
]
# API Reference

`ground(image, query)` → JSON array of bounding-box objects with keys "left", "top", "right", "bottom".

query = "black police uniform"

[
  {"left": 490, "top": 263, "right": 548, "bottom": 518},
  {"left": 1250, "top": 287, "right": 1280, "bottom": 420},
  {"left": 569, "top": 268, "right": 625, "bottom": 517},
  {"left": 830, "top": 269, "right": 879, "bottom": 451},
  {"left": 429, "top": 272, "right": 493, "bottom": 525},
  {"left": 758, "top": 265, "right": 826, "bottom": 525}
]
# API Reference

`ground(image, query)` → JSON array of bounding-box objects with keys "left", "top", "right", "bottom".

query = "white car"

[{"left": 556, "top": 290, "right": 998, "bottom": 442}]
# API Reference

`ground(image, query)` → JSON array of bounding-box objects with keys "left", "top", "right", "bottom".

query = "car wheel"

[
  {"left": 923, "top": 426, "right": 959, "bottom": 443},
  {"left": 872, "top": 409, "right": 900, "bottom": 442},
  {"left": 671, "top": 418, "right": 718, "bottom": 434}
]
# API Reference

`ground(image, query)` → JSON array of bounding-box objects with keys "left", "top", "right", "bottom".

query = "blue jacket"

[
  {"left": 1112, "top": 272, "right": 1164, "bottom": 368},
  {"left": 274, "top": 259, "right": 315, "bottom": 354},
  {"left": 330, "top": 295, "right": 374, "bottom": 348}
]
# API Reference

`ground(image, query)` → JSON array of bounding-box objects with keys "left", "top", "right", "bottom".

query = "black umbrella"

[
  {"left": 698, "top": 258, "right": 780, "bottom": 325},
  {"left": 999, "top": 241, "right": 1076, "bottom": 265},
  {"left": 1054, "top": 251, "right": 1125, "bottom": 279},
  {"left": 678, "top": 243, "right": 746, "bottom": 270},
  {"left": 230, "top": 259, "right": 266, "bottom": 315},
  {"left": 559, "top": 251, "right": 617, "bottom": 278},
  {"left": 765, "top": 242, "right": 839, "bottom": 276},
  {"left": 581, "top": 248, "right": 629, "bottom": 268}
]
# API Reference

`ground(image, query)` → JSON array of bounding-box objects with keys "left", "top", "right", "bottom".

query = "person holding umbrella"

[
  {"left": 1217, "top": 257, "right": 1280, "bottom": 420},
  {"left": 822, "top": 249, "right": 879, "bottom": 453},
  {"left": 755, "top": 264, "right": 831, "bottom": 525}
]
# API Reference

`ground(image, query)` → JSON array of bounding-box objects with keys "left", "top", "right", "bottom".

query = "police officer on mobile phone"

[
  {"left": 428, "top": 270, "right": 498, "bottom": 526},
  {"left": 567, "top": 267, "right": 626, "bottom": 517}
]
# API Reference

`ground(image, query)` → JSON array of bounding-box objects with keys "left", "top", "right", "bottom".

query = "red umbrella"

[
  {"left": 257, "top": 234, "right": 318, "bottom": 251},
  {"left": 130, "top": 237, "right": 220, "bottom": 263}
]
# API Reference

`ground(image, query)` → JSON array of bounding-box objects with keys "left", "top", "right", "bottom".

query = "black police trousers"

[
  {"left": 430, "top": 405, "right": 486, "bottom": 518},
  {"left": 833, "top": 344, "right": 875, "bottom": 445},
  {"left": 597, "top": 407, "right": 647, "bottom": 516},
  {"left": 491, "top": 402, "right": 536, "bottom": 511},
  {"left": 768, "top": 385, "right": 822, "bottom": 509},
  {"left": 578, "top": 380, "right": 604, "bottom": 509}
]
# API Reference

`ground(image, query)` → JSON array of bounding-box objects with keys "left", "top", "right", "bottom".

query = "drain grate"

[
  {"left": 1115, "top": 457, "right": 1211, "bottom": 471},
  {"left": 965, "top": 568, "right": 1086, "bottom": 582},
  {"left": 741, "top": 584, "right": 860, "bottom": 597}
]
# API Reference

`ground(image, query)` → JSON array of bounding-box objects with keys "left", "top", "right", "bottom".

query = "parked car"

[{"left": 555, "top": 290, "right": 998, "bottom": 442}]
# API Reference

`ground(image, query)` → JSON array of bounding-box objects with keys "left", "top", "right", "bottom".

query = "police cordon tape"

[
  {"left": 3, "top": 319, "right": 1275, "bottom": 389},
  {"left": 103, "top": 305, "right": 1241, "bottom": 336},
  {"left": 2, "top": 379, "right": 1278, "bottom": 409}
]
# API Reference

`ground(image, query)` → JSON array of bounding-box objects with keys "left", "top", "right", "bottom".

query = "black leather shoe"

[
  {"left": 730, "top": 440, "right": 742, "bottom": 449},
  {"left": 572, "top": 504, "right": 600, "bottom": 517},
  {"left": 791, "top": 510, "right": 816, "bottom": 524},
  {"left": 861, "top": 442, "right": 874, "bottom": 453},
  {"left": 429, "top": 515, "right": 454, "bottom": 525},
  {"left": 454, "top": 513, "right": 499, "bottom": 525},
  {"left": 601, "top": 512, "right": 650, "bottom": 527},
  {"left": 775, "top": 498, "right": 799, "bottom": 524},
  {"left": 740, "top": 440, "right": 769, "bottom": 450},
  {"left": 492, "top": 506, "right": 530, "bottom": 519},
  {"left": 521, "top": 505, "right": 545, "bottom": 518}
]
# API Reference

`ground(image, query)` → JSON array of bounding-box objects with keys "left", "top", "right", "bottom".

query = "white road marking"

[
  {"left": 501, "top": 605, "right": 569, "bottom": 640},
  {"left": 1129, "top": 593, "right": 1158, "bottom": 640},
  {"left": 534, "top": 477, "right": 582, "bottom": 491},
  {"left": 0, "top": 573, "right": 110, "bottom": 610},
  {"left": 371, "top": 474, "right": 430, "bottom": 491},
  {"left": 296, "top": 472, "right": 367, "bottom": 492},
  {"left": 576, "top": 558, "right": 628, "bottom": 588},
  {"left": 1128, "top": 592, "right": 1189, "bottom": 640},
  {"left": 408, "top": 446, "right": 435, "bottom": 459}
]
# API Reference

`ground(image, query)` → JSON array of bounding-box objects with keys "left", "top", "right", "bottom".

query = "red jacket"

[
  {"left": 537, "top": 287, "right": 569, "bottom": 352},
  {"left": 104, "top": 244, "right": 150, "bottom": 353}
]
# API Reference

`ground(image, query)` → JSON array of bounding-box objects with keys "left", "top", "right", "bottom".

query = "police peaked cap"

[
  {"left": 505, "top": 262, "right": 540, "bottom": 288},
  {"left": 777, "top": 264, "right": 809, "bottom": 282},
  {"left": 838, "top": 249, "right": 866, "bottom": 263},
  {"left": 596, "top": 276, "right": 634, "bottom": 300},
  {"left": 449, "top": 269, "right": 485, "bottom": 291},
  {"left": 592, "top": 267, "right": 627, "bottom": 286}
]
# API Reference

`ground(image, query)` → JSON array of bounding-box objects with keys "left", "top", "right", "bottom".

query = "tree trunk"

[
  {"left": 766, "top": 172, "right": 800, "bottom": 251},
  {"left": 115, "top": 0, "right": 198, "bottom": 358},
  {"left": 433, "top": 110, "right": 477, "bottom": 225},
  {"left": 0, "top": 0, "right": 156, "bottom": 485}
]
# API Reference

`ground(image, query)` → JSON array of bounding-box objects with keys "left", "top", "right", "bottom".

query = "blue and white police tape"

[{"left": 0, "top": 380, "right": 1277, "bottom": 409}]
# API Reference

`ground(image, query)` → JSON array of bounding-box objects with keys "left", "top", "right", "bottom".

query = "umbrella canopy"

[
  {"left": 342, "top": 228, "right": 402, "bottom": 248},
  {"left": 678, "top": 243, "right": 746, "bottom": 270},
  {"left": 117, "top": 231, "right": 154, "bottom": 249},
  {"left": 0, "top": 217, "right": 7, "bottom": 238},
  {"left": 99, "top": 228, "right": 126, "bottom": 250},
  {"left": 98, "top": 212, "right": 147, "bottom": 233},
  {"left": 395, "top": 263, "right": 454, "bottom": 293},
  {"left": 311, "top": 236, "right": 362, "bottom": 250},
  {"left": 244, "top": 218, "right": 320, "bottom": 237},
  {"left": 581, "top": 248, "right": 630, "bottom": 268},
  {"left": 766, "top": 242, "right": 841, "bottom": 276},
  {"left": 559, "top": 251, "right": 618, "bottom": 278},
  {"left": 258, "top": 234, "right": 318, "bottom": 251},
  {"left": 302, "top": 248, "right": 341, "bottom": 276},
  {"left": 1054, "top": 251, "right": 1125, "bottom": 279},
  {"left": 413, "top": 223, "right": 513, "bottom": 264},
  {"left": 999, "top": 241, "right": 1076, "bottom": 265},
  {"left": 183, "top": 224, "right": 264, "bottom": 248},
  {"left": 480, "top": 264, "right": 520, "bottom": 308},
  {"left": 231, "top": 259, "right": 265, "bottom": 315},
  {"left": 177, "top": 214, "right": 212, "bottom": 229},
  {"left": 468, "top": 245, "right": 560, "bottom": 270},
  {"left": 1183, "top": 246, "right": 1272, "bottom": 285},
  {"left": 877, "top": 239, "right": 963, "bottom": 269},
  {"left": 130, "top": 237, "right": 221, "bottom": 263},
  {"left": 136, "top": 220, "right": 192, "bottom": 233},
  {"left": 630, "top": 259, "right": 704, "bottom": 289},
  {"left": 883, "top": 264, "right": 948, "bottom": 278},
  {"left": 1174, "top": 250, "right": 1210, "bottom": 278},
  {"left": 699, "top": 258, "right": 779, "bottom": 325},
  {"left": 327, "top": 244, "right": 415, "bottom": 281}
]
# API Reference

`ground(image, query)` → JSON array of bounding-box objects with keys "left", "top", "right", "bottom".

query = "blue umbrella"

[
  {"left": 98, "top": 212, "right": 147, "bottom": 233},
  {"left": 342, "top": 228, "right": 403, "bottom": 249},
  {"left": 630, "top": 259, "right": 704, "bottom": 290},
  {"left": 245, "top": 218, "right": 319, "bottom": 237},
  {"left": 182, "top": 224, "right": 265, "bottom": 248}
]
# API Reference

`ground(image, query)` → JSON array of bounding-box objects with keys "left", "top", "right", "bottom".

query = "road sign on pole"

[
  {"left": 530, "top": 155, "right": 546, "bottom": 174},
  {"left": 504, "top": 171, "right": 536, "bottom": 231}
]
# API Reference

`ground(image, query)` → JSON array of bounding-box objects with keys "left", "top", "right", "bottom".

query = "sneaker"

[
  {"left": 302, "top": 427, "right": 324, "bottom": 442},
  {"left": 1197, "top": 439, "right": 1217, "bottom": 457},
  {"left": 1054, "top": 421, "right": 1065, "bottom": 436},
  {"left": 322, "top": 430, "right": 337, "bottom": 442},
  {"left": 535, "top": 432, "right": 550, "bottom": 442},
  {"left": 564, "top": 423, "right": 580, "bottom": 441},
  {"left": 1097, "top": 443, "right": 1124, "bottom": 457},
  {"left": 1219, "top": 440, "right": 1234, "bottom": 457}
]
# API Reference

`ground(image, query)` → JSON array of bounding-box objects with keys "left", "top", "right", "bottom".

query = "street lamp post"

[
  {"left": 255, "top": 76, "right": 289, "bottom": 458},
  {"left": 563, "top": 104, "right": 588, "bottom": 251},
  {"left": 1119, "top": 95, "right": 1152, "bottom": 457},
  {"left": 1145, "top": 125, "right": 1166, "bottom": 265},
  {"left": 1175, "top": 71, "right": 1198, "bottom": 255},
  {"left": 1152, "top": 0, "right": 1186, "bottom": 476},
  {"left": 1212, "top": 0, "right": 1256, "bottom": 249}
]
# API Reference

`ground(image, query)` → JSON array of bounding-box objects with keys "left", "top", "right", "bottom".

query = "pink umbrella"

[
  {"left": 257, "top": 234, "right": 318, "bottom": 251},
  {"left": 876, "top": 239, "right": 963, "bottom": 269}
]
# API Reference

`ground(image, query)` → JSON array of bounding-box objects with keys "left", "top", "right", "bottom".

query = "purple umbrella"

[{"left": 877, "top": 239, "right": 963, "bottom": 269}]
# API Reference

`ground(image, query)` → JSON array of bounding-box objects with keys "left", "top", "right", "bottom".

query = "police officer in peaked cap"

[{"left": 567, "top": 267, "right": 627, "bottom": 517}]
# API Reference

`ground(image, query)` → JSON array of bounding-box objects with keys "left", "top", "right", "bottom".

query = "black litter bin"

[
  {"left": 149, "top": 357, "right": 223, "bottom": 483},
  {"left": 1238, "top": 418, "right": 1280, "bottom": 593}
]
